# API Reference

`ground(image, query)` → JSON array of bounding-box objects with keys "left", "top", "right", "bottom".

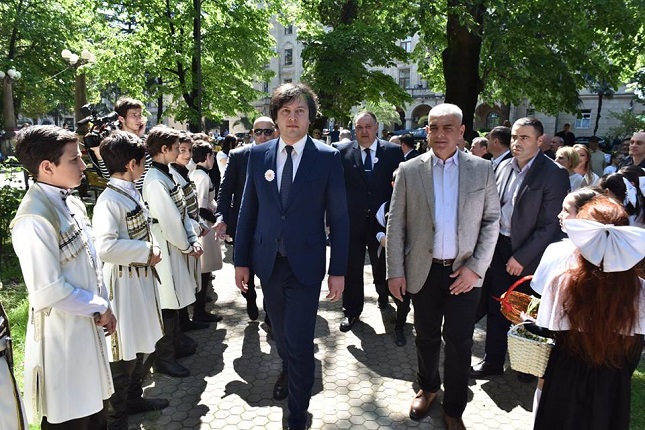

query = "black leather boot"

[{"left": 154, "top": 310, "right": 190, "bottom": 377}]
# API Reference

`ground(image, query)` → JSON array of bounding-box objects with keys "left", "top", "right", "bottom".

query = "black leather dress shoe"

[
  {"left": 154, "top": 360, "right": 190, "bottom": 378},
  {"left": 517, "top": 372, "right": 537, "bottom": 383},
  {"left": 273, "top": 371, "right": 289, "bottom": 400},
  {"left": 470, "top": 360, "right": 504, "bottom": 378},
  {"left": 247, "top": 300, "right": 259, "bottom": 321},
  {"left": 126, "top": 397, "right": 170, "bottom": 414},
  {"left": 339, "top": 316, "right": 358, "bottom": 332},
  {"left": 193, "top": 310, "right": 223, "bottom": 323},
  {"left": 394, "top": 329, "right": 406, "bottom": 347}
]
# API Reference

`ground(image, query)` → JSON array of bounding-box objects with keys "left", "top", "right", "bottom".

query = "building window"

[
  {"left": 486, "top": 112, "right": 500, "bottom": 129},
  {"left": 262, "top": 82, "right": 269, "bottom": 93},
  {"left": 284, "top": 48, "right": 293, "bottom": 66},
  {"left": 400, "top": 39, "right": 412, "bottom": 53},
  {"left": 284, "top": 78, "right": 292, "bottom": 84},
  {"left": 526, "top": 107, "right": 536, "bottom": 117},
  {"left": 285, "top": 25, "right": 293, "bottom": 35},
  {"left": 575, "top": 110, "right": 592, "bottom": 129},
  {"left": 399, "top": 68, "right": 410, "bottom": 89}
]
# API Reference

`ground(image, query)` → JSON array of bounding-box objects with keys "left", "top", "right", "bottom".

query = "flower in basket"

[{"left": 264, "top": 169, "right": 275, "bottom": 182}]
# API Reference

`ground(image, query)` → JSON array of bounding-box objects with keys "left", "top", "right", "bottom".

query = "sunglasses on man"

[{"left": 253, "top": 128, "right": 274, "bottom": 136}]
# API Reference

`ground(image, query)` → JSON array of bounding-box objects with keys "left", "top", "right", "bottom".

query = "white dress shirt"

[
  {"left": 431, "top": 150, "right": 459, "bottom": 259},
  {"left": 276, "top": 135, "right": 308, "bottom": 191},
  {"left": 359, "top": 139, "right": 379, "bottom": 164}
]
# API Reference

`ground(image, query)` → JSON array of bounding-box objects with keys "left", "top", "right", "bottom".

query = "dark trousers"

[
  {"left": 262, "top": 256, "right": 321, "bottom": 428},
  {"left": 343, "top": 225, "right": 384, "bottom": 318},
  {"left": 41, "top": 402, "right": 108, "bottom": 430},
  {"left": 195, "top": 273, "right": 211, "bottom": 313},
  {"left": 482, "top": 236, "right": 530, "bottom": 367},
  {"left": 108, "top": 354, "right": 146, "bottom": 428},
  {"left": 411, "top": 263, "right": 481, "bottom": 418},
  {"left": 373, "top": 249, "right": 411, "bottom": 328}
]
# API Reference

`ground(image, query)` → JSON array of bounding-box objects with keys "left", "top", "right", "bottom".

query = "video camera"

[{"left": 77, "top": 103, "right": 120, "bottom": 149}]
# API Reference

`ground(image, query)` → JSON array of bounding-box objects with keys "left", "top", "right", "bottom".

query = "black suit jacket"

[
  {"left": 403, "top": 148, "right": 420, "bottom": 161},
  {"left": 216, "top": 144, "right": 251, "bottom": 238},
  {"left": 495, "top": 152, "right": 569, "bottom": 275},
  {"left": 338, "top": 139, "right": 404, "bottom": 235}
]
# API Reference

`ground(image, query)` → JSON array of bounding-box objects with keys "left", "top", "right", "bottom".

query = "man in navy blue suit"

[{"left": 234, "top": 83, "right": 349, "bottom": 430}]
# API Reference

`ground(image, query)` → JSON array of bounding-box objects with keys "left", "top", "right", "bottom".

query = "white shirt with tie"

[{"left": 276, "top": 135, "right": 307, "bottom": 191}]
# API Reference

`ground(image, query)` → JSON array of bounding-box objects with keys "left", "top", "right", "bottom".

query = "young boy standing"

[
  {"left": 142, "top": 125, "right": 202, "bottom": 378},
  {"left": 189, "top": 141, "right": 223, "bottom": 321},
  {"left": 92, "top": 131, "right": 168, "bottom": 429},
  {"left": 11, "top": 125, "right": 115, "bottom": 429}
]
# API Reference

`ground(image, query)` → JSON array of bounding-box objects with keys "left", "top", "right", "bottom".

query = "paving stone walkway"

[{"left": 129, "top": 244, "right": 535, "bottom": 429}]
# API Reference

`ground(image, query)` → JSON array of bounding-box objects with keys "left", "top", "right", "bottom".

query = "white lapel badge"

[
  {"left": 373, "top": 156, "right": 379, "bottom": 164},
  {"left": 264, "top": 169, "right": 275, "bottom": 182}
]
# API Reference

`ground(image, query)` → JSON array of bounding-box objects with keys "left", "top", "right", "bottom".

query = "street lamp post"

[
  {"left": 1, "top": 68, "right": 21, "bottom": 139},
  {"left": 61, "top": 49, "right": 96, "bottom": 130}
]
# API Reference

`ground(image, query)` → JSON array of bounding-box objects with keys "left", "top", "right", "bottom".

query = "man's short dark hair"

[
  {"left": 192, "top": 141, "right": 213, "bottom": 163},
  {"left": 99, "top": 131, "right": 146, "bottom": 175},
  {"left": 115, "top": 97, "right": 144, "bottom": 118},
  {"left": 179, "top": 131, "right": 194, "bottom": 145},
  {"left": 145, "top": 125, "right": 180, "bottom": 156},
  {"left": 270, "top": 83, "right": 319, "bottom": 124},
  {"left": 400, "top": 133, "right": 415, "bottom": 149},
  {"left": 513, "top": 117, "right": 544, "bottom": 138},
  {"left": 15, "top": 125, "right": 78, "bottom": 178},
  {"left": 489, "top": 126, "right": 511, "bottom": 148}
]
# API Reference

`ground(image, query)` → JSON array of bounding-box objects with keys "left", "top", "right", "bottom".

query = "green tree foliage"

[
  {"left": 606, "top": 109, "right": 645, "bottom": 142},
  {"left": 296, "top": 0, "right": 413, "bottom": 122},
  {"left": 413, "top": 0, "right": 645, "bottom": 138},
  {"left": 0, "top": 0, "right": 97, "bottom": 123},
  {"left": 92, "top": 0, "right": 278, "bottom": 131}
]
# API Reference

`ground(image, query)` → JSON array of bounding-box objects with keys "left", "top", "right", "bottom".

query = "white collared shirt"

[
  {"left": 276, "top": 135, "right": 308, "bottom": 191},
  {"left": 499, "top": 151, "right": 540, "bottom": 236},
  {"left": 431, "top": 150, "right": 459, "bottom": 259},
  {"left": 492, "top": 150, "right": 510, "bottom": 171},
  {"left": 359, "top": 139, "right": 379, "bottom": 164}
]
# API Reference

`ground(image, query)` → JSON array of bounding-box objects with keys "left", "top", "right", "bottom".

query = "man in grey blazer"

[{"left": 387, "top": 104, "right": 500, "bottom": 429}]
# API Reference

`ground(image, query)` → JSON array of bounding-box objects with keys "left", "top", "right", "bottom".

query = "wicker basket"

[
  {"left": 496, "top": 276, "right": 539, "bottom": 325},
  {"left": 507, "top": 322, "right": 554, "bottom": 377}
]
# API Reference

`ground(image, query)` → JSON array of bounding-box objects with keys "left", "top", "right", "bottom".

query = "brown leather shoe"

[
  {"left": 443, "top": 410, "right": 467, "bottom": 430},
  {"left": 409, "top": 389, "right": 437, "bottom": 420}
]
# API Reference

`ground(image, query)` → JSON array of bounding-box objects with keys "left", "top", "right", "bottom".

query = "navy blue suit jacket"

[
  {"left": 234, "top": 137, "right": 349, "bottom": 286},
  {"left": 216, "top": 144, "right": 251, "bottom": 238}
]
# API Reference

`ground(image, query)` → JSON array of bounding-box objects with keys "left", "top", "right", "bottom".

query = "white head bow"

[
  {"left": 623, "top": 177, "right": 637, "bottom": 207},
  {"left": 564, "top": 218, "right": 645, "bottom": 272}
]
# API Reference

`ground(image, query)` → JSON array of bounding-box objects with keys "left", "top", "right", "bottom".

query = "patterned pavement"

[{"left": 128, "top": 243, "right": 535, "bottom": 429}]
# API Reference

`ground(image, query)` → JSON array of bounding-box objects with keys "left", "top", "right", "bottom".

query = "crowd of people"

[{"left": 1, "top": 82, "right": 645, "bottom": 430}]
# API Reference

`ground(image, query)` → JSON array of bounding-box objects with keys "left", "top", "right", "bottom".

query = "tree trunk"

[
  {"left": 593, "top": 94, "right": 602, "bottom": 136},
  {"left": 442, "top": 0, "right": 485, "bottom": 141}
]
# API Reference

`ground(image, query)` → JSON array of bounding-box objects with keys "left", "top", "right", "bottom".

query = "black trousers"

[
  {"left": 411, "top": 263, "right": 481, "bottom": 418},
  {"left": 373, "top": 248, "right": 411, "bottom": 328},
  {"left": 41, "top": 401, "right": 108, "bottom": 430},
  {"left": 108, "top": 354, "right": 146, "bottom": 427},
  {"left": 262, "top": 256, "right": 320, "bottom": 428},
  {"left": 343, "top": 221, "right": 385, "bottom": 318},
  {"left": 483, "top": 236, "right": 531, "bottom": 367}
]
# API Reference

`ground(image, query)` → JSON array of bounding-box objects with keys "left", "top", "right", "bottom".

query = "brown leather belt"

[{"left": 432, "top": 258, "right": 455, "bottom": 267}]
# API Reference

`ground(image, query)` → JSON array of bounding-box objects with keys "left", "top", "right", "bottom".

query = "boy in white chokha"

[
  {"left": 189, "top": 141, "right": 223, "bottom": 318},
  {"left": 92, "top": 131, "right": 168, "bottom": 429},
  {"left": 11, "top": 125, "right": 115, "bottom": 429},
  {"left": 142, "top": 125, "right": 202, "bottom": 378}
]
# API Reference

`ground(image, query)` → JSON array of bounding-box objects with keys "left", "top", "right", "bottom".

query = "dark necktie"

[
  {"left": 364, "top": 148, "right": 373, "bottom": 180},
  {"left": 280, "top": 145, "right": 294, "bottom": 208}
]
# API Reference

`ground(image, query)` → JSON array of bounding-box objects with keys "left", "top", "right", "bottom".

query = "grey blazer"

[{"left": 386, "top": 150, "right": 501, "bottom": 294}]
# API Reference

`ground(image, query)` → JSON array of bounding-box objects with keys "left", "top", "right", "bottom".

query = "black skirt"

[{"left": 534, "top": 334, "right": 643, "bottom": 430}]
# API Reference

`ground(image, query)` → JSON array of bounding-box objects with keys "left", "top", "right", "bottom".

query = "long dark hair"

[{"left": 558, "top": 195, "right": 642, "bottom": 367}]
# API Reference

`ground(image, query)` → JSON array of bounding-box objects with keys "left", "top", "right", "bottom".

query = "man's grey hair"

[
  {"left": 339, "top": 129, "right": 352, "bottom": 139},
  {"left": 429, "top": 103, "right": 463, "bottom": 123}
]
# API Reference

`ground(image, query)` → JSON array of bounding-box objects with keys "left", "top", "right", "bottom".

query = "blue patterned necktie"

[
  {"left": 280, "top": 145, "right": 294, "bottom": 208},
  {"left": 364, "top": 148, "right": 373, "bottom": 180}
]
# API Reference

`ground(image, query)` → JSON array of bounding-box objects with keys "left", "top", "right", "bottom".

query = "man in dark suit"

[
  {"left": 471, "top": 117, "right": 569, "bottom": 381},
  {"left": 215, "top": 116, "right": 277, "bottom": 321},
  {"left": 337, "top": 112, "right": 404, "bottom": 332},
  {"left": 234, "top": 83, "right": 349, "bottom": 430},
  {"left": 400, "top": 133, "right": 420, "bottom": 160},
  {"left": 486, "top": 126, "right": 512, "bottom": 173}
]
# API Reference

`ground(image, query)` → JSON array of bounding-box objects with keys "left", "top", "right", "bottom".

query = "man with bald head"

[
  {"left": 215, "top": 116, "right": 277, "bottom": 321},
  {"left": 337, "top": 112, "right": 404, "bottom": 332}
]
